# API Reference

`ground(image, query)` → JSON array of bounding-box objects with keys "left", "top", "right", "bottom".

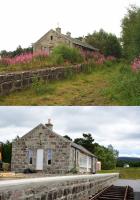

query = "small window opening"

[
  {"left": 47, "top": 149, "right": 52, "bottom": 165},
  {"left": 51, "top": 36, "right": 53, "bottom": 40},
  {"left": 28, "top": 149, "right": 33, "bottom": 164}
]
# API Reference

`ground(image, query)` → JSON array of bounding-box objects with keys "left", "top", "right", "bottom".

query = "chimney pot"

[
  {"left": 56, "top": 27, "right": 61, "bottom": 34},
  {"left": 45, "top": 119, "right": 53, "bottom": 130},
  {"left": 66, "top": 32, "right": 71, "bottom": 38}
]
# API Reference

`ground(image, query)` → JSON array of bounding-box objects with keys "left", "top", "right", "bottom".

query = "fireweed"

[
  {"left": 131, "top": 56, "right": 140, "bottom": 71},
  {"left": 0, "top": 51, "right": 48, "bottom": 66},
  {"left": 81, "top": 50, "right": 116, "bottom": 65},
  {"left": 0, "top": 49, "right": 116, "bottom": 69}
]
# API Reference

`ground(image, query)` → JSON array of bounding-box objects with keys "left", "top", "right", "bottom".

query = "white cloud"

[
  {"left": 0, "top": 0, "right": 140, "bottom": 51},
  {"left": 0, "top": 106, "right": 140, "bottom": 157}
]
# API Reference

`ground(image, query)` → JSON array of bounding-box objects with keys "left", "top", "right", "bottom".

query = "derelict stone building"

[
  {"left": 33, "top": 27, "right": 99, "bottom": 54},
  {"left": 11, "top": 120, "right": 97, "bottom": 174}
]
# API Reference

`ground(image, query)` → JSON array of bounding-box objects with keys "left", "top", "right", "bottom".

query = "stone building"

[
  {"left": 33, "top": 27, "right": 99, "bottom": 54},
  {"left": 11, "top": 120, "right": 97, "bottom": 174}
]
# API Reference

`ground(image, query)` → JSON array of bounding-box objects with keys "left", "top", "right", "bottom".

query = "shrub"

[
  {"left": 52, "top": 44, "right": 84, "bottom": 64},
  {"left": 110, "top": 64, "right": 140, "bottom": 104},
  {"left": 48, "top": 53, "right": 64, "bottom": 65},
  {"left": 32, "top": 77, "right": 47, "bottom": 95},
  {"left": 32, "top": 77, "right": 56, "bottom": 95}
]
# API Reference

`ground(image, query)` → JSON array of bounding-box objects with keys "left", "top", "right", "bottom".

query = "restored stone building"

[
  {"left": 11, "top": 120, "right": 97, "bottom": 174},
  {"left": 33, "top": 27, "right": 99, "bottom": 54}
]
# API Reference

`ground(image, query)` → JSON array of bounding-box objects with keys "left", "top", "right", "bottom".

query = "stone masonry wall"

[
  {"left": 11, "top": 124, "right": 71, "bottom": 174},
  {"left": 0, "top": 64, "right": 86, "bottom": 96},
  {"left": 0, "top": 173, "right": 119, "bottom": 200},
  {"left": 33, "top": 29, "right": 72, "bottom": 52}
]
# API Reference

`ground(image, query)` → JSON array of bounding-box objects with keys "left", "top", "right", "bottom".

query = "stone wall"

[
  {"left": 0, "top": 173, "right": 119, "bottom": 200},
  {"left": 11, "top": 124, "right": 71, "bottom": 174},
  {"left": 33, "top": 29, "right": 72, "bottom": 52},
  {"left": 0, "top": 64, "right": 86, "bottom": 96}
]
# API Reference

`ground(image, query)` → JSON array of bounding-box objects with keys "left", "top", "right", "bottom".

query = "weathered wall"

[
  {"left": 33, "top": 29, "right": 72, "bottom": 52},
  {"left": 11, "top": 124, "right": 71, "bottom": 174},
  {"left": 0, "top": 64, "right": 87, "bottom": 96},
  {"left": 0, "top": 173, "right": 119, "bottom": 200}
]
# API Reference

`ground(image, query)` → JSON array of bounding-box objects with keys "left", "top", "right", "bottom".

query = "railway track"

[{"left": 89, "top": 185, "right": 134, "bottom": 200}]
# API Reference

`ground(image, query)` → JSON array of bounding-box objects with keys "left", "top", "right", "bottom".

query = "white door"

[{"left": 36, "top": 149, "right": 44, "bottom": 170}]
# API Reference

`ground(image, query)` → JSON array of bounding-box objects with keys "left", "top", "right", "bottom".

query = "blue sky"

[
  {"left": 0, "top": 0, "right": 140, "bottom": 51},
  {"left": 0, "top": 106, "right": 140, "bottom": 157}
]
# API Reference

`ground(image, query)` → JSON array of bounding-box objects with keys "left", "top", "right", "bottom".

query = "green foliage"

[
  {"left": 74, "top": 133, "right": 118, "bottom": 170},
  {"left": 94, "top": 143, "right": 118, "bottom": 170},
  {"left": 117, "top": 159, "right": 140, "bottom": 167},
  {"left": 121, "top": 5, "right": 140, "bottom": 60},
  {"left": 48, "top": 53, "right": 64, "bottom": 65},
  {"left": 86, "top": 29, "right": 122, "bottom": 58},
  {"left": 63, "top": 135, "right": 73, "bottom": 141},
  {"left": 0, "top": 45, "right": 33, "bottom": 58},
  {"left": 52, "top": 44, "right": 84, "bottom": 64},
  {"left": 109, "top": 64, "right": 140, "bottom": 105},
  {"left": 2, "top": 140, "right": 12, "bottom": 163},
  {"left": 32, "top": 77, "right": 56, "bottom": 96},
  {"left": 32, "top": 77, "right": 47, "bottom": 95},
  {"left": 74, "top": 133, "right": 95, "bottom": 153}
]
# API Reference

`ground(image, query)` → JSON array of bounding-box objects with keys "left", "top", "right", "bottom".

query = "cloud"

[
  {"left": 0, "top": 0, "right": 140, "bottom": 51},
  {"left": 0, "top": 106, "right": 140, "bottom": 157}
]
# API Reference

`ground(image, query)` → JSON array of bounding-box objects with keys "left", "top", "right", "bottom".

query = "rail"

[{"left": 89, "top": 185, "right": 134, "bottom": 200}]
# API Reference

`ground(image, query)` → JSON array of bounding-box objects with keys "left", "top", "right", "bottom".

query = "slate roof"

[
  {"left": 57, "top": 31, "right": 99, "bottom": 51},
  {"left": 71, "top": 142, "right": 97, "bottom": 158}
]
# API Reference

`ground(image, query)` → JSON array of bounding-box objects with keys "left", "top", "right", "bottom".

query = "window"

[
  {"left": 47, "top": 149, "right": 52, "bottom": 165},
  {"left": 50, "top": 36, "right": 53, "bottom": 40},
  {"left": 28, "top": 149, "right": 33, "bottom": 164}
]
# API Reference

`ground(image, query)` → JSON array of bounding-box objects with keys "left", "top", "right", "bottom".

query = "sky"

[
  {"left": 0, "top": 0, "right": 140, "bottom": 51},
  {"left": 0, "top": 106, "right": 140, "bottom": 158}
]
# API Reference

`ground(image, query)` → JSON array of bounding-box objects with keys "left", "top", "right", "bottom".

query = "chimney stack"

[
  {"left": 66, "top": 32, "right": 71, "bottom": 38},
  {"left": 56, "top": 27, "right": 61, "bottom": 34},
  {"left": 45, "top": 119, "right": 53, "bottom": 131}
]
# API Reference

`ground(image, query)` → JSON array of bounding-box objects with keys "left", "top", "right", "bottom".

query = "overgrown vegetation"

[
  {"left": 85, "top": 29, "right": 122, "bottom": 58},
  {"left": 121, "top": 5, "right": 140, "bottom": 60},
  {"left": 51, "top": 44, "right": 84, "bottom": 64},
  {"left": 1, "top": 62, "right": 140, "bottom": 105},
  {"left": 102, "top": 64, "right": 140, "bottom": 105},
  {"left": 2, "top": 141, "right": 12, "bottom": 163},
  {"left": 0, "top": 45, "right": 84, "bottom": 72}
]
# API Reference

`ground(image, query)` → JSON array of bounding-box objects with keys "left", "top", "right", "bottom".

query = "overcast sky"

[
  {"left": 0, "top": 0, "right": 140, "bottom": 51},
  {"left": 0, "top": 106, "right": 140, "bottom": 158}
]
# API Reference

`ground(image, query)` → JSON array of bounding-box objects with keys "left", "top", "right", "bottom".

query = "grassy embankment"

[
  {"left": 0, "top": 61, "right": 140, "bottom": 105},
  {"left": 98, "top": 168, "right": 140, "bottom": 179}
]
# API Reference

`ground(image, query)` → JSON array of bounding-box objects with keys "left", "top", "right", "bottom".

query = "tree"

[
  {"left": 2, "top": 140, "right": 12, "bottom": 163},
  {"left": 121, "top": 5, "right": 140, "bottom": 60},
  {"left": 74, "top": 133, "right": 118, "bottom": 170},
  {"left": 74, "top": 133, "right": 95, "bottom": 153},
  {"left": 63, "top": 135, "right": 72, "bottom": 141},
  {"left": 86, "top": 29, "right": 122, "bottom": 58}
]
